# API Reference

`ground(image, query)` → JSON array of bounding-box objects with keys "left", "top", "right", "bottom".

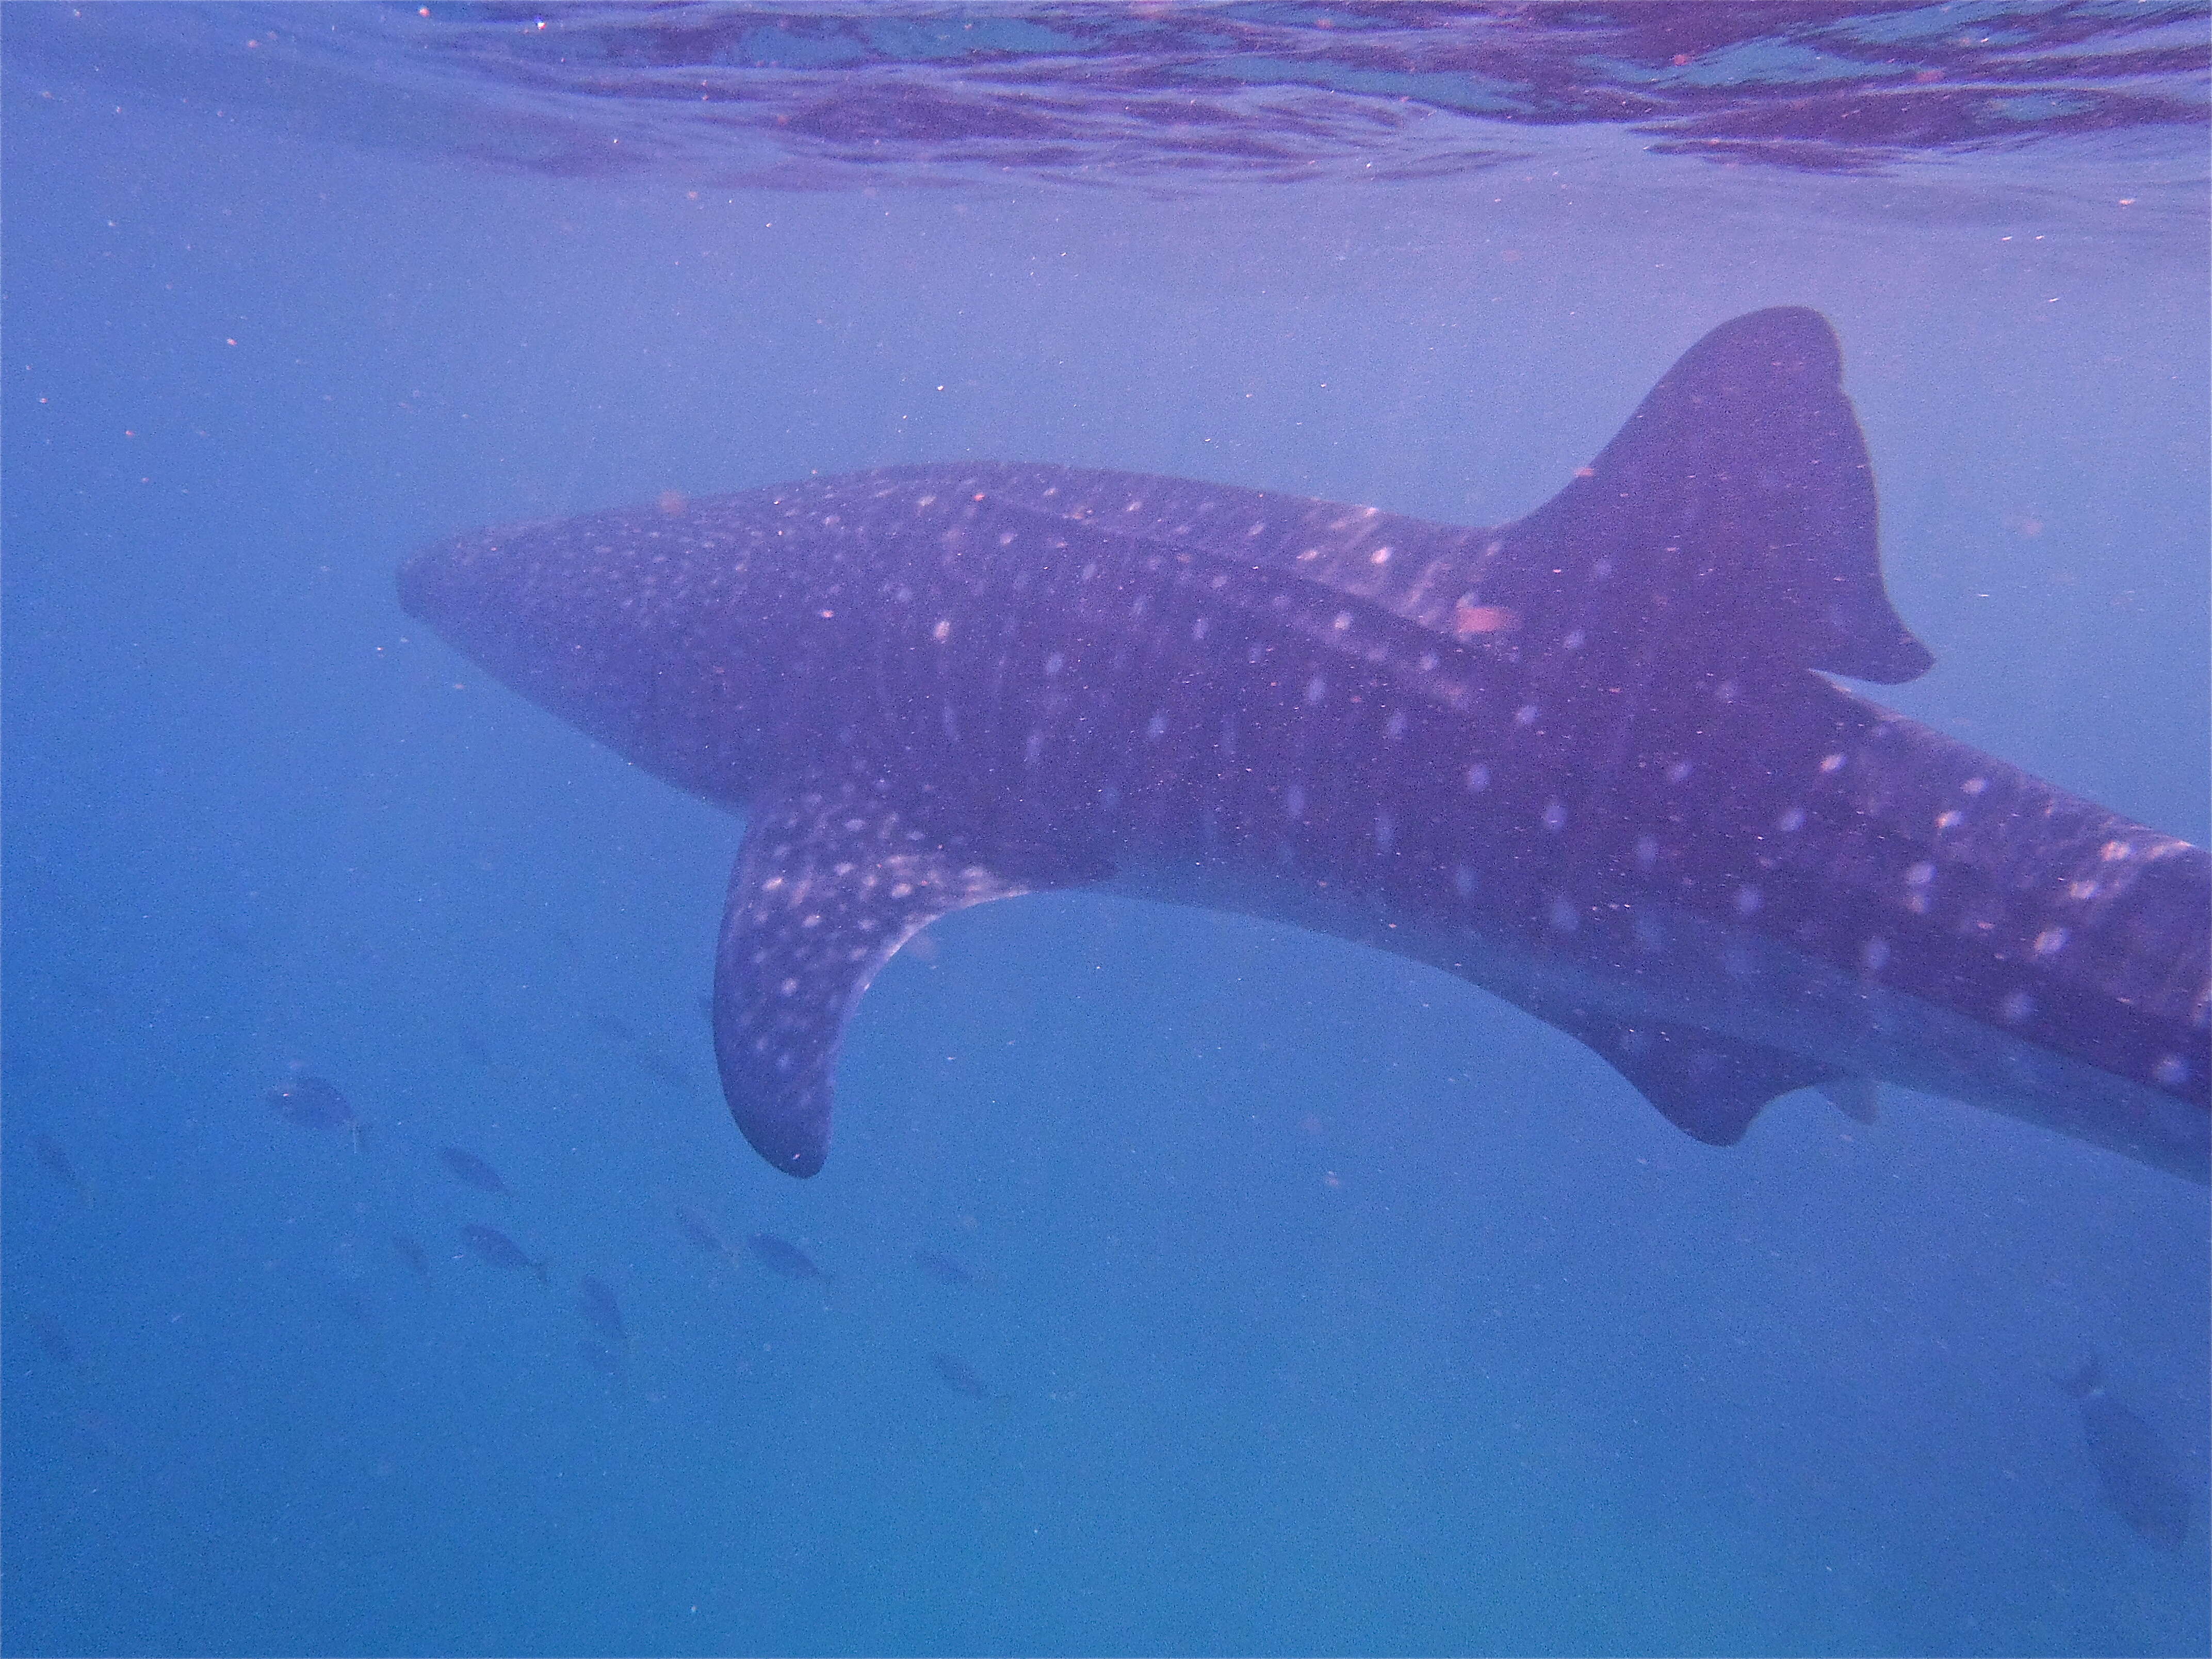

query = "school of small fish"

[
  {"left": 20, "top": 1056, "right": 1004, "bottom": 1416},
  {"left": 21, "top": 1046, "right": 2176, "bottom": 1552}
]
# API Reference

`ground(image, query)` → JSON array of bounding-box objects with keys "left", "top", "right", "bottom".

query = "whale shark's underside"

[{"left": 399, "top": 308, "right": 2209, "bottom": 1184}]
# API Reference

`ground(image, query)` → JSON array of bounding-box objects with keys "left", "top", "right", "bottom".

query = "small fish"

[
  {"left": 461, "top": 1223, "right": 548, "bottom": 1284},
  {"left": 2059, "top": 1355, "right": 2193, "bottom": 1551},
  {"left": 929, "top": 1351, "right": 1002, "bottom": 1402},
  {"left": 332, "top": 1286, "right": 376, "bottom": 1329},
  {"left": 746, "top": 1232, "right": 829, "bottom": 1283},
  {"left": 674, "top": 1205, "right": 728, "bottom": 1256},
  {"left": 632, "top": 1046, "right": 692, "bottom": 1090},
  {"left": 457, "top": 1026, "right": 490, "bottom": 1063},
  {"left": 25, "top": 1311, "right": 79, "bottom": 1369},
  {"left": 266, "top": 1075, "right": 363, "bottom": 1149},
  {"left": 437, "top": 1145, "right": 508, "bottom": 1195},
  {"left": 45, "top": 968, "right": 115, "bottom": 1011},
  {"left": 392, "top": 1232, "right": 432, "bottom": 1282},
  {"left": 912, "top": 1248, "right": 973, "bottom": 1286},
  {"left": 576, "top": 1276, "right": 627, "bottom": 1346},
  {"left": 32, "top": 1133, "right": 91, "bottom": 1204},
  {"left": 577, "top": 1338, "right": 626, "bottom": 1391},
  {"left": 591, "top": 1012, "right": 638, "bottom": 1045}
]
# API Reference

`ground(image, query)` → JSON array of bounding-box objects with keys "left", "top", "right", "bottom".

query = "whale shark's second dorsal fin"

[{"left": 1481, "top": 305, "right": 1933, "bottom": 685}]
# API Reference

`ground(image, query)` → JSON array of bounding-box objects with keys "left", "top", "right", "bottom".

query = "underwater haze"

[{"left": 5, "top": 5, "right": 2208, "bottom": 1655}]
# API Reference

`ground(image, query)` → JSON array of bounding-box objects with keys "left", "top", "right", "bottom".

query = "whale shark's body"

[{"left": 398, "top": 309, "right": 2209, "bottom": 1182}]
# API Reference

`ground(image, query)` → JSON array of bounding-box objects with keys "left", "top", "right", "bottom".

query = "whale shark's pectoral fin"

[
  {"left": 1550, "top": 1012, "right": 1839, "bottom": 1147},
  {"left": 713, "top": 783, "right": 1105, "bottom": 1177}
]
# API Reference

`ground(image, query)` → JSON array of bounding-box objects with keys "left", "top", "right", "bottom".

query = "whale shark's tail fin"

[{"left": 1496, "top": 305, "right": 1934, "bottom": 685}]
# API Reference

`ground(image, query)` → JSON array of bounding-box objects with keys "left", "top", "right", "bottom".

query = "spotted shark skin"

[{"left": 398, "top": 308, "right": 2209, "bottom": 1182}]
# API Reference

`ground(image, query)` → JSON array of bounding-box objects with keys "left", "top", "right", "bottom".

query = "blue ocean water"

[{"left": 4, "top": 5, "right": 2207, "bottom": 1655}]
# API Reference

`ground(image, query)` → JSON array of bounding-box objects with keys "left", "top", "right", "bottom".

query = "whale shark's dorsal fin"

[
  {"left": 1489, "top": 305, "right": 1933, "bottom": 684},
  {"left": 886, "top": 309, "right": 1931, "bottom": 685}
]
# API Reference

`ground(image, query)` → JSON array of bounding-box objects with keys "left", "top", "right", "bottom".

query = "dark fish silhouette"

[
  {"left": 400, "top": 307, "right": 2207, "bottom": 1186},
  {"left": 591, "top": 1012, "right": 639, "bottom": 1044},
  {"left": 592, "top": 1009, "right": 692, "bottom": 1089},
  {"left": 632, "top": 1046, "right": 692, "bottom": 1090},
  {"left": 576, "top": 1276, "right": 628, "bottom": 1346},
  {"left": 461, "top": 1223, "right": 548, "bottom": 1284},
  {"left": 929, "top": 1351, "right": 1002, "bottom": 1402},
  {"left": 25, "top": 1311, "right": 79, "bottom": 1369},
  {"left": 437, "top": 1145, "right": 509, "bottom": 1195},
  {"left": 746, "top": 1232, "right": 829, "bottom": 1283},
  {"left": 2059, "top": 1355, "right": 2193, "bottom": 1552},
  {"left": 674, "top": 1205, "right": 728, "bottom": 1256},
  {"left": 392, "top": 1232, "right": 432, "bottom": 1282},
  {"left": 332, "top": 1285, "right": 376, "bottom": 1329},
  {"left": 43, "top": 967, "right": 115, "bottom": 1011},
  {"left": 32, "top": 1133, "right": 90, "bottom": 1204},
  {"left": 266, "top": 1074, "right": 363, "bottom": 1150},
  {"left": 577, "top": 1338, "right": 626, "bottom": 1392},
  {"left": 912, "top": 1248, "right": 973, "bottom": 1286}
]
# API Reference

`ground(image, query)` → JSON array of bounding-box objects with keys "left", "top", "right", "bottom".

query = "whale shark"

[{"left": 398, "top": 308, "right": 2209, "bottom": 1183}]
